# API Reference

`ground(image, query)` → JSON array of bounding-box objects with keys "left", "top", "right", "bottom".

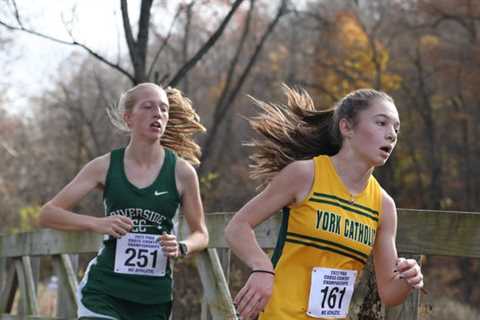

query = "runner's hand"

[
  {"left": 395, "top": 257, "right": 424, "bottom": 289},
  {"left": 158, "top": 233, "right": 180, "bottom": 257},
  {"left": 234, "top": 272, "right": 274, "bottom": 319},
  {"left": 93, "top": 216, "right": 133, "bottom": 238}
]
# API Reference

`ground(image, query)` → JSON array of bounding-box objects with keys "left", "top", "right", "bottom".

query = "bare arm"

[
  {"left": 177, "top": 159, "right": 209, "bottom": 253},
  {"left": 159, "top": 158, "right": 208, "bottom": 257},
  {"left": 38, "top": 154, "right": 133, "bottom": 237},
  {"left": 373, "top": 191, "right": 424, "bottom": 306},
  {"left": 225, "top": 160, "right": 314, "bottom": 319},
  {"left": 225, "top": 160, "right": 313, "bottom": 270}
]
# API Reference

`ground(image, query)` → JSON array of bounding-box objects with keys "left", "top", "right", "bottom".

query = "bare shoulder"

[
  {"left": 381, "top": 189, "right": 396, "bottom": 212},
  {"left": 380, "top": 189, "right": 397, "bottom": 226},
  {"left": 82, "top": 153, "right": 111, "bottom": 185},
  {"left": 175, "top": 158, "right": 197, "bottom": 181},
  {"left": 175, "top": 158, "right": 199, "bottom": 196},
  {"left": 289, "top": 159, "right": 314, "bottom": 178},
  {"left": 282, "top": 159, "right": 314, "bottom": 179},
  {"left": 90, "top": 153, "right": 110, "bottom": 169},
  {"left": 87, "top": 153, "right": 110, "bottom": 173},
  {"left": 271, "top": 159, "right": 314, "bottom": 203}
]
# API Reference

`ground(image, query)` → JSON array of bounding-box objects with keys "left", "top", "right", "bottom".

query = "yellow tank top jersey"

[{"left": 259, "top": 155, "right": 383, "bottom": 320}]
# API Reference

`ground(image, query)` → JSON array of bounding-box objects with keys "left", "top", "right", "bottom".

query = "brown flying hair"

[
  {"left": 107, "top": 83, "right": 206, "bottom": 165},
  {"left": 247, "top": 84, "right": 394, "bottom": 185}
]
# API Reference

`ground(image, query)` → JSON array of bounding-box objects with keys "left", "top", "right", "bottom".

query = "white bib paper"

[
  {"left": 307, "top": 267, "right": 357, "bottom": 319},
  {"left": 114, "top": 233, "right": 167, "bottom": 277}
]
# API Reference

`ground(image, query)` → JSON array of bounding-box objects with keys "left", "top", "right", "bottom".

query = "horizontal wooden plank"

[
  {"left": 2, "top": 210, "right": 480, "bottom": 258},
  {"left": 396, "top": 209, "right": 480, "bottom": 257},
  {"left": 0, "top": 213, "right": 280, "bottom": 257},
  {"left": 0, "top": 229, "right": 103, "bottom": 258},
  {"left": 183, "top": 212, "right": 280, "bottom": 249}
]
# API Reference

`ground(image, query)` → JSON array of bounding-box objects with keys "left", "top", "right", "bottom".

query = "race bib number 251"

[
  {"left": 114, "top": 233, "right": 167, "bottom": 277},
  {"left": 307, "top": 267, "right": 357, "bottom": 319}
]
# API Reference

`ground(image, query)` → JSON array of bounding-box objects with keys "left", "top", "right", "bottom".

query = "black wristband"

[
  {"left": 178, "top": 242, "right": 188, "bottom": 257},
  {"left": 251, "top": 269, "right": 275, "bottom": 276}
]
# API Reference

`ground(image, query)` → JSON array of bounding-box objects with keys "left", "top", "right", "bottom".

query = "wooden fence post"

[
  {"left": 195, "top": 248, "right": 237, "bottom": 320},
  {"left": 0, "top": 259, "right": 17, "bottom": 315},
  {"left": 350, "top": 257, "right": 384, "bottom": 320},
  {"left": 14, "top": 256, "right": 39, "bottom": 316},
  {"left": 218, "top": 249, "right": 231, "bottom": 286},
  {"left": 201, "top": 247, "right": 231, "bottom": 320},
  {"left": 384, "top": 255, "right": 422, "bottom": 320},
  {"left": 52, "top": 254, "right": 78, "bottom": 319}
]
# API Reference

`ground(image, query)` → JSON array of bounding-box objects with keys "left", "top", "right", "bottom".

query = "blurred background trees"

[{"left": 1, "top": 0, "right": 480, "bottom": 318}]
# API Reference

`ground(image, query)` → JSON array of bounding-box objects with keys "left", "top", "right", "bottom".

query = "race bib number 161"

[
  {"left": 307, "top": 267, "right": 357, "bottom": 319},
  {"left": 114, "top": 233, "right": 167, "bottom": 277}
]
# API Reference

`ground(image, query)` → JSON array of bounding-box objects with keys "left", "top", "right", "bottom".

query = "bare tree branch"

[
  {"left": 181, "top": 1, "right": 196, "bottom": 94},
  {"left": 356, "top": 11, "right": 384, "bottom": 89},
  {"left": 73, "top": 41, "right": 135, "bottom": 83},
  {"left": 0, "top": 9, "right": 135, "bottom": 83},
  {"left": 199, "top": 0, "right": 289, "bottom": 170},
  {"left": 167, "top": 0, "right": 245, "bottom": 87},
  {"left": 2, "top": 0, "right": 244, "bottom": 87},
  {"left": 147, "top": 5, "right": 183, "bottom": 80},
  {"left": 120, "top": 0, "right": 153, "bottom": 83},
  {"left": 136, "top": 0, "right": 153, "bottom": 82},
  {"left": 120, "top": 0, "right": 136, "bottom": 66},
  {"left": 137, "top": 0, "right": 152, "bottom": 54},
  {"left": 214, "top": 0, "right": 255, "bottom": 113},
  {"left": 10, "top": 0, "right": 24, "bottom": 28}
]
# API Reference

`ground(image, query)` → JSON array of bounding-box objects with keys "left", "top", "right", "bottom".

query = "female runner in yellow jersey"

[{"left": 225, "top": 86, "right": 423, "bottom": 320}]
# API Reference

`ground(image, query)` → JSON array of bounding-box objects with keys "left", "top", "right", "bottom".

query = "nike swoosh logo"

[{"left": 154, "top": 191, "right": 168, "bottom": 196}]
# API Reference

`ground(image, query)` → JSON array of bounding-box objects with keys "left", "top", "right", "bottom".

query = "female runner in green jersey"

[{"left": 39, "top": 83, "right": 209, "bottom": 320}]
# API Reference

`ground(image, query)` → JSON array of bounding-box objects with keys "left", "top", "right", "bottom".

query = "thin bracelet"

[{"left": 251, "top": 269, "right": 275, "bottom": 276}]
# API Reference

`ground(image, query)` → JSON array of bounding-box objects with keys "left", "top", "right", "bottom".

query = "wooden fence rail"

[{"left": 1, "top": 209, "right": 480, "bottom": 319}]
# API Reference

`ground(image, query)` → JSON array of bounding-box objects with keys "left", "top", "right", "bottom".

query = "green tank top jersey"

[{"left": 80, "top": 147, "right": 181, "bottom": 304}]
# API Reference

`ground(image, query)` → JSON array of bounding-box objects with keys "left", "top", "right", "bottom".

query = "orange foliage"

[{"left": 311, "top": 11, "right": 401, "bottom": 107}]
